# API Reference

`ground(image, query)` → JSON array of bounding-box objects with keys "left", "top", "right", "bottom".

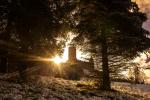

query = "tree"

[
  {"left": 1, "top": 0, "right": 77, "bottom": 79},
  {"left": 74, "top": 0, "right": 150, "bottom": 90},
  {"left": 0, "top": 0, "right": 12, "bottom": 73},
  {"left": 4, "top": 0, "right": 77, "bottom": 55}
]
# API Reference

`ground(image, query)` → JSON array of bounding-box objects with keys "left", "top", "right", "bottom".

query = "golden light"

[
  {"left": 49, "top": 31, "right": 88, "bottom": 64},
  {"left": 132, "top": 0, "right": 150, "bottom": 32},
  {"left": 50, "top": 47, "right": 68, "bottom": 64},
  {"left": 50, "top": 46, "right": 86, "bottom": 64},
  {"left": 62, "top": 47, "right": 68, "bottom": 62},
  {"left": 132, "top": 0, "right": 150, "bottom": 12},
  {"left": 51, "top": 56, "right": 63, "bottom": 64}
]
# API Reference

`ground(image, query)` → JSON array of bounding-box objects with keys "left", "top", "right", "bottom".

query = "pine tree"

[{"left": 74, "top": 0, "right": 150, "bottom": 90}]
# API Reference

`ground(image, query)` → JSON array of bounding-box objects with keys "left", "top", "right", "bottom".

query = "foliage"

[
  {"left": 73, "top": 0, "right": 150, "bottom": 90},
  {"left": 0, "top": 0, "right": 150, "bottom": 90}
]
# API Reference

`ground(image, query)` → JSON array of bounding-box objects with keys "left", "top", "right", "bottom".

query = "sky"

[{"left": 133, "top": 0, "right": 150, "bottom": 32}]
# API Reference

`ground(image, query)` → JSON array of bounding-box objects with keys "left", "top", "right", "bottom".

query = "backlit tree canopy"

[
  {"left": 73, "top": 0, "right": 150, "bottom": 90},
  {"left": 0, "top": 0, "right": 150, "bottom": 91}
]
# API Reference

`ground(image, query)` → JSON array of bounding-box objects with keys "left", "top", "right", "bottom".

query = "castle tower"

[{"left": 68, "top": 46, "right": 77, "bottom": 62}]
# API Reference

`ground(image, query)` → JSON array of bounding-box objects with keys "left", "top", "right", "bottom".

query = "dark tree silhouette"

[
  {"left": 0, "top": 0, "right": 76, "bottom": 80},
  {"left": 0, "top": 0, "right": 11, "bottom": 73},
  {"left": 0, "top": 0, "right": 150, "bottom": 88},
  {"left": 74, "top": 0, "right": 150, "bottom": 90}
]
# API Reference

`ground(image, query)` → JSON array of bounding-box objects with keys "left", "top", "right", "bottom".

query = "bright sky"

[
  {"left": 51, "top": 32, "right": 90, "bottom": 64},
  {"left": 132, "top": 0, "right": 150, "bottom": 79},
  {"left": 133, "top": 53, "right": 148, "bottom": 67},
  {"left": 133, "top": 0, "right": 150, "bottom": 32}
]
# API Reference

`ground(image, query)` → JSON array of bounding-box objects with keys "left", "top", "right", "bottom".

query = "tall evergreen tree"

[{"left": 75, "top": 0, "right": 150, "bottom": 90}]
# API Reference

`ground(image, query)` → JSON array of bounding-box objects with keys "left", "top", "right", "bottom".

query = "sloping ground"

[
  {"left": 0, "top": 74, "right": 149, "bottom": 100},
  {"left": 112, "top": 82, "right": 150, "bottom": 100}
]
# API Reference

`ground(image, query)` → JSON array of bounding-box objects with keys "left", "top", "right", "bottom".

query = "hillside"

[{"left": 0, "top": 74, "right": 149, "bottom": 100}]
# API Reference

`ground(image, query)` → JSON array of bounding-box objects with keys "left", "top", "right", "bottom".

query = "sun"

[
  {"left": 50, "top": 46, "right": 89, "bottom": 64},
  {"left": 51, "top": 56, "right": 63, "bottom": 64},
  {"left": 49, "top": 32, "right": 87, "bottom": 64},
  {"left": 50, "top": 47, "right": 68, "bottom": 64}
]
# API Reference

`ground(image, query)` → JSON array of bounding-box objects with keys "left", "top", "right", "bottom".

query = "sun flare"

[
  {"left": 51, "top": 47, "right": 68, "bottom": 64},
  {"left": 50, "top": 46, "right": 89, "bottom": 64},
  {"left": 51, "top": 56, "right": 63, "bottom": 64},
  {"left": 49, "top": 32, "right": 88, "bottom": 64}
]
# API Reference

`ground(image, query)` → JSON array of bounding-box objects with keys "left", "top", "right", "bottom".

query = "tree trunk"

[
  {"left": 0, "top": 4, "right": 12, "bottom": 73},
  {"left": 134, "top": 66, "right": 140, "bottom": 84},
  {"left": 18, "top": 61, "right": 27, "bottom": 81},
  {"left": 0, "top": 56, "right": 8, "bottom": 73},
  {"left": 18, "top": 47, "right": 28, "bottom": 81},
  {"left": 101, "top": 37, "right": 111, "bottom": 90}
]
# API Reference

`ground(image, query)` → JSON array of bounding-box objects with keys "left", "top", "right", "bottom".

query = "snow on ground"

[
  {"left": 0, "top": 74, "right": 149, "bottom": 100},
  {"left": 112, "top": 82, "right": 150, "bottom": 100}
]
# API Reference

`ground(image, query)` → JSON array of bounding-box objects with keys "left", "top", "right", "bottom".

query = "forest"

[{"left": 0, "top": 0, "right": 150, "bottom": 99}]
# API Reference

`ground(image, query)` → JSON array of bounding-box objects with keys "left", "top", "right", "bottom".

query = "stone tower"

[{"left": 68, "top": 46, "right": 77, "bottom": 62}]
